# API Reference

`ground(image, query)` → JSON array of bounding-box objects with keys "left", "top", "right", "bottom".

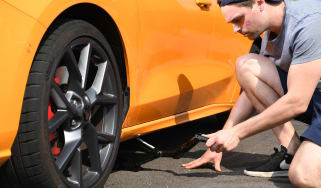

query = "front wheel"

[{"left": 6, "top": 20, "right": 123, "bottom": 188}]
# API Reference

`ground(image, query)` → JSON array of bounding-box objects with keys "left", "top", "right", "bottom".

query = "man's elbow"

[
  {"left": 288, "top": 95, "right": 309, "bottom": 117},
  {"left": 293, "top": 103, "right": 308, "bottom": 117}
]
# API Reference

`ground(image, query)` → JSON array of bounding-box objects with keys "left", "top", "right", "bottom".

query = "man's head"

[{"left": 218, "top": 0, "right": 283, "bottom": 40}]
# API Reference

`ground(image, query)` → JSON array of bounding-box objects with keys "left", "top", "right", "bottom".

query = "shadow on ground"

[
  {"left": 111, "top": 111, "right": 294, "bottom": 187},
  {"left": 114, "top": 113, "right": 227, "bottom": 171},
  {"left": 114, "top": 111, "right": 270, "bottom": 172}
]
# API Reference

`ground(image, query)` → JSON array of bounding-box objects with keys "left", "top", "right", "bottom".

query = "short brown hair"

[{"left": 217, "top": 0, "right": 254, "bottom": 7}]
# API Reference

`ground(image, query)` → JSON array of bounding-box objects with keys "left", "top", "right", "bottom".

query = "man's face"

[{"left": 221, "top": 3, "right": 265, "bottom": 40}]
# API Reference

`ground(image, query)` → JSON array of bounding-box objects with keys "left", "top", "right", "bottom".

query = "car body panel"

[
  {"left": 0, "top": 0, "right": 251, "bottom": 165},
  {"left": 122, "top": 0, "right": 250, "bottom": 128},
  {"left": 121, "top": 102, "right": 233, "bottom": 141},
  {"left": 125, "top": 0, "right": 216, "bottom": 126},
  {"left": 0, "top": 1, "right": 47, "bottom": 164}
]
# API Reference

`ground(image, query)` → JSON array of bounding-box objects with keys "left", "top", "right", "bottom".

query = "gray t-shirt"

[{"left": 260, "top": 0, "right": 321, "bottom": 89}]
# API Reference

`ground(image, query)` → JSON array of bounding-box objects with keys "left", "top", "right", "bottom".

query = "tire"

[{"left": 4, "top": 20, "right": 123, "bottom": 188}]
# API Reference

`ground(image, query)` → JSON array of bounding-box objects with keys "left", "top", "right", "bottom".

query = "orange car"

[{"left": 0, "top": 0, "right": 251, "bottom": 187}]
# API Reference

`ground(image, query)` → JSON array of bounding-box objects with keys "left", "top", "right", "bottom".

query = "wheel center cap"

[{"left": 67, "top": 91, "right": 92, "bottom": 123}]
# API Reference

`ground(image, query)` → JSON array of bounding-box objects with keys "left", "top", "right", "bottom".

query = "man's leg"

[
  {"left": 235, "top": 53, "right": 300, "bottom": 154},
  {"left": 289, "top": 140, "right": 321, "bottom": 187}
]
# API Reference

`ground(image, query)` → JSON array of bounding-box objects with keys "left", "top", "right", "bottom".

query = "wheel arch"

[
  {"left": 5, "top": 1, "right": 132, "bottom": 92},
  {"left": 44, "top": 3, "right": 131, "bottom": 121},
  {"left": 53, "top": 3, "right": 129, "bottom": 92}
]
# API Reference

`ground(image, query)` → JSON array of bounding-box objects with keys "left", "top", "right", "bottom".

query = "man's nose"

[{"left": 233, "top": 24, "right": 241, "bottom": 33}]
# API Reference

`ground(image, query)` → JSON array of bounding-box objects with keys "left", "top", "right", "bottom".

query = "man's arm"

[
  {"left": 206, "top": 58, "right": 321, "bottom": 152},
  {"left": 182, "top": 90, "right": 255, "bottom": 170},
  {"left": 236, "top": 58, "right": 321, "bottom": 139}
]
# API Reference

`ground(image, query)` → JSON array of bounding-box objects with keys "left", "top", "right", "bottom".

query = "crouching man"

[{"left": 182, "top": 0, "right": 321, "bottom": 187}]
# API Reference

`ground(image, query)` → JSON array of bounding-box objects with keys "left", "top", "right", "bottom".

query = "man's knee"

[
  {"left": 236, "top": 54, "right": 250, "bottom": 74},
  {"left": 235, "top": 54, "right": 260, "bottom": 85},
  {"left": 289, "top": 162, "right": 313, "bottom": 187},
  {"left": 289, "top": 140, "right": 321, "bottom": 187}
]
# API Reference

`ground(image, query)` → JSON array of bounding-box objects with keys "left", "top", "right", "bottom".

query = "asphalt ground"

[{"left": 105, "top": 113, "right": 307, "bottom": 188}]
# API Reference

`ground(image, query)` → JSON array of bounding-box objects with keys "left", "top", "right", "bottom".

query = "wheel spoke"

[
  {"left": 56, "top": 129, "right": 82, "bottom": 172},
  {"left": 81, "top": 149, "right": 90, "bottom": 167},
  {"left": 86, "top": 88, "right": 118, "bottom": 106},
  {"left": 68, "top": 147, "right": 83, "bottom": 188},
  {"left": 78, "top": 43, "right": 91, "bottom": 89},
  {"left": 63, "top": 48, "right": 82, "bottom": 84},
  {"left": 85, "top": 88, "right": 97, "bottom": 106},
  {"left": 48, "top": 111, "right": 70, "bottom": 133},
  {"left": 83, "top": 123, "right": 102, "bottom": 174},
  {"left": 51, "top": 82, "right": 74, "bottom": 111},
  {"left": 96, "top": 93, "right": 118, "bottom": 105},
  {"left": 90, "top": 106, "right": 103, "bottom": 126},
  {"left": 62, "top": 48, "right": 87, "bottom": 96},
  {"left": 91, "top": 61, "right": 108, "bottom": 94},
  {"left": 97, "top": 133, "right": 116, "bottom": 144}
]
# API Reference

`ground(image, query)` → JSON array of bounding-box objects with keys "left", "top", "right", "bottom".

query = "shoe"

[{"left": 244, "top": 145, "right": 293, "bottom": 178}]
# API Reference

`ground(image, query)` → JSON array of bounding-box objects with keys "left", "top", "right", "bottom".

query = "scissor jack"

[
  {"left": 114, "top": 136, "right": 199, "bottom": 171},
  {"left": 136, "top": 136, "right": 199, "bottom": 158}
]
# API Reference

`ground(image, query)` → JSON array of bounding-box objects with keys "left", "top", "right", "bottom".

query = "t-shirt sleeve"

[{"left": 291, "top": 16, "right": 321, "bottom": 64}]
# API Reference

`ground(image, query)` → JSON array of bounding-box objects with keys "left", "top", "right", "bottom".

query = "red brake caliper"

[{"left": 49, "top": 78, "right": 61, "bottom": 156}]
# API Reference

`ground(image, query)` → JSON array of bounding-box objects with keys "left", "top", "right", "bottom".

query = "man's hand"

[
  {"left": 181, "top": 148, "right": 222, "bottom": 172},
  {"left": 205, "top": 128, "right": 240, "bottom": 153}
]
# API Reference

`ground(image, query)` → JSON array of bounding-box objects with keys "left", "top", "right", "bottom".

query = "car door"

[{"left": 125, "top": 0, "right": 216, "bottom": 126}]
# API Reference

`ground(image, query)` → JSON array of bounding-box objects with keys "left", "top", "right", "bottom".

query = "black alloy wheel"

[{"left": 4, "top": 20, "right": 123, "bottom": 188}]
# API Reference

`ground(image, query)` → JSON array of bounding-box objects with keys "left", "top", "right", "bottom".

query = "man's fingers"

[
  {"left": 182, "top": 158, "right": 205, "bottom": 169},
  {"left": 213, "top": 144, "right": 224, "bottom": 153},
  {"left": 206, "top": 136, "right": 217, "bottom": 148},
  {"left": 202, "top": 133, "right": 215, "bottom": 138},
  {"left": 213, "top": 154, "right": 222, "bottom": 172},
  {"left": 213, "top": 163, "right": 222, "bottom": 172},
  {"left": 202, "top": 134, "right": 210, "bottom": 138},
  {"left": 182, "top": 159, "right": 200, "bottom": 167},
  {"left": 206, "top": 135, "right": 225, "bottom": 153},
  {"left": 208, "top": 139, "right": 222, "bottom": 153}
]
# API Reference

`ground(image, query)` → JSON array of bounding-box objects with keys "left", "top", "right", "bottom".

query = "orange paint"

[{"left": 0, "top": 0, "right": 251, "bottom": 165}]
